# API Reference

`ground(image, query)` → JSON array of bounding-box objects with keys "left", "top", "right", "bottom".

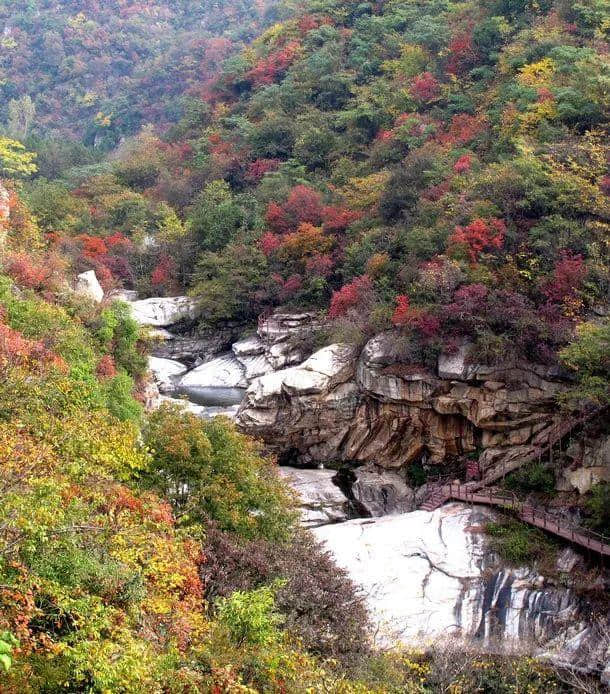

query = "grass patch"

[{"left": 486, "top": 517, "right": 556, "bottom": 565}]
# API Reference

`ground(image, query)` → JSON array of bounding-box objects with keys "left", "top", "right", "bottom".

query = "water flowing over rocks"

[{"left": 237, "top": 332, "right": 569, "bottom": 477}]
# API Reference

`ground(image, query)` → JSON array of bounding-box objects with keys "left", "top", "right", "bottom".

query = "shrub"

[
  {"left": 215, "top": 583, "right": 284, "bottom": 647},
  {"left": 505, "top": 462, "right": 555, "bottom": 495},
  {"left": 560, "top": 319, "right": 610, "bottom": 406},
  {"left": 486, "top": 518, "right": 555, "bottom": 564},
  {"left": 449, "top": 217, "right": 506, "bottom": 263},
  {"left": 585, "top": 483, "right": 610, "bottom": 537},
  {"left": 103, "top": 371, "right": 142, "bottom": 422},
  {"left": 329, "top": 275, "right": 374, "bottom": 319},
  {"left": 142, "top": 403, "right": 296, "bottom": 541},
  {"left": 201, "top": 525, "right": 371, "bottom": 664}
]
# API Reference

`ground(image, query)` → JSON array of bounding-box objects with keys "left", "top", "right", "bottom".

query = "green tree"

[
  {"left": 142, "top": 403, "right": 296, "bottom": 541},
  {"left": 187, "top": 180, "right": 259, "bottom": 252},
  {"left": 191, "top": 242, "right": 269, "bottom": 322},
  {"left": 560, "top": 319, "right": 610, "bottom": 406}
]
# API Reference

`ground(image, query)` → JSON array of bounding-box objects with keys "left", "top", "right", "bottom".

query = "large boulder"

[
  {"left": 232, "top": 335, "right": 275, "bottom": 380},
  {"left": 75, "top": 270, "right": 104, "bottom": 303},
  {"left": 128, "top": 296, "right": 200, "bottom": 327},
  {"left": 151, "top": 312, "right": 317, "bottom": 372},
  {"left": 257, "top": 312, "right": 321, "bottom": 369},
  {"left": 345, "top": 465, "right": 415, "bottom": 516},
  {"left": 148, "top": 356, "right": 187, "bottom": 394},
  {"left": 279, "top": 467, "right": 349, "bottom": 527},
  {"left": 237, "top": 344, "right": 360, "bottom": 464},
  {"left": 313, "top": 503, "right": 602, "bottom": 670},
  {"left": 180, "top": 352, "right": 247, "bottom": 389}
]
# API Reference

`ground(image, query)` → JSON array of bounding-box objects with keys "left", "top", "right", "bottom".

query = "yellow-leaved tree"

[{"left": 0, "top": 137, "right": 37, "bottom": 178}]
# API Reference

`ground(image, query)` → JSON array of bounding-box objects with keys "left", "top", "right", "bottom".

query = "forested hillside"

[
  {"left": 17, "top": 0, "right": 609, "bottom": 385},
  {"left": 0, "top": 0, "right": 608, "bottom": 690},
  {"left": 0, "top": 0, "right": 279, "bottom": 145}
]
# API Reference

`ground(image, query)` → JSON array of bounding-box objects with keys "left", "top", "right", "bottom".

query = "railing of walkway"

[{"left": 439, "top": 481, "right": 610, "bottom": 556}]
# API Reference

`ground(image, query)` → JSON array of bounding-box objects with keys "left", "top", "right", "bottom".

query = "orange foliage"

[
  {"left": 247, "top": 41, "right": 301, "bottom": 86},
  {"left": 96, "top": 355, "right": 118, "bottom": 379},
  {"left": 438, "top": 113, "right": 487, "bottom": 146},
  {"left": 0, "top": 309, "right": 65, "bottom": 372}
]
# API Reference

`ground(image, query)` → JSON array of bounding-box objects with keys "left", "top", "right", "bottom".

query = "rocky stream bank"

[{"left": 128, "top": 295, "right": 609, "bottom": 683}]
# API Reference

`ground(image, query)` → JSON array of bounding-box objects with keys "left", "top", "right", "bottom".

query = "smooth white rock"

[
  {"left": 148, "top": 356, "right": 187, "bottom": 393},
  {"left": 279, "top": 467, "right": 348, "bottom": 527},
  {"left": 301, "top": 344, "right": 355, "bottom": 378},
  {"left": 314, "top": 504, "right": 485, "bottom": 645},
  {"left": 232, "top": 335, "right": 266, "bottom": 357},
  {"left": 245, "top": 344, "right": 354, "bottom": 404},
  {"left": 236, "top": 353, "right": 275, "bottom": 381},
  {"left": 180, "top": 353, "right": 247, "bottom": 389},
  {"left": 75, "top": 270, "right": 104, "bottom": 303},
  {"left": 438, "top": 342, "right": 472, "bottom": 380},
  {"left": 128, "top": 296, "right": 199, "bottom": 327}
]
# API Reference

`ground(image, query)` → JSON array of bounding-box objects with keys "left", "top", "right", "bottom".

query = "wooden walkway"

[
  {"left": 421, "top": 482, "right": 610, "bottom": 557},
  {"left": 420, "top": 405, "right": 610, "bottom": 557}
]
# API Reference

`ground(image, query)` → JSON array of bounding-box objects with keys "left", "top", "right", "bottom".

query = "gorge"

[
  {"left": 138, "top": 295, "right": 610, "bottom": 683},
  {"left": 1, "top": 0, "right": 609, "bottom": 688}
]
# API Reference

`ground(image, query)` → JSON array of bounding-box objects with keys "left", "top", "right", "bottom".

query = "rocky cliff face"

[
  {"left": 313, "top": 503, "right": 608, "bottom": 675},
  {"left": 237, "top": 332, "right": 569, "bottom": 478},
  {"left": 137, "top": 302, "right": 608, "bottom": 680}
]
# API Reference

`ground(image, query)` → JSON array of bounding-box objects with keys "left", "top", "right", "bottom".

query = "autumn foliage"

[
  {"left": 329, "top": 275, "right": 373, "bottom": 318},
  {"left": 450, "top": 218, "right": 506, "bottom": 262}
]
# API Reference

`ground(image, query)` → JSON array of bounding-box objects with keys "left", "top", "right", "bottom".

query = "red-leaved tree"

[
  {"left": 328, "top": 275, "right": 373, "bottom": 318},
  {"left": 453, "top": 154, "right": 472, "bottom": 174},
  {"left": 392, "top": 295, "right": 411, "bottom": 325},
  {"left": 541, "top": 253, "right": 586, "bottom": 303},
  {"left": 449, "top": 218, "right": 506, "bottom": 262},
  {"left": 410, "top": 72, "right": 440, "bottom": 103}
]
